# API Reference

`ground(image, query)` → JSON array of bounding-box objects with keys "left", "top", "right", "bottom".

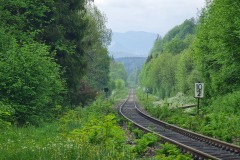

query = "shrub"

[
  {"left": 132, "top": 133, "right": 159, "bottom": 155},
  {"left": 132, "top": 128, "right": 144, "bottom": 139},
  {"left": 0, "top": 101, "right": 15, "bottom": 128},
  {"left": 156, "top": 143, "right": 191, "bottom": 159},
  {"left": 0, "top": 29, "right": 65, "bottom": 125}
]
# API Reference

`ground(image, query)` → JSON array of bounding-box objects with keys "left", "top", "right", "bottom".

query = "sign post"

[
  {"left": 103, "top": 87, "right": 109, "bottom": 98},
  {"left": 195, "top": 83, "right": 204, "bottom": 115}
]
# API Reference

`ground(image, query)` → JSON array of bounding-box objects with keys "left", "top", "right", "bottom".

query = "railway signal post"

[
  {"left": 103, "top": 87, "right": 109, "bottom": 99},
  {"left": 195, "top": 83, "right": 204, "bottom": 115}
]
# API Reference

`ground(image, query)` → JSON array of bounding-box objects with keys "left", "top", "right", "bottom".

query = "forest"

[
  {"left": 0, "top": 0, "right": 171, "bottom": 159},
  {"left": 0, "top": 0, "right": 115, "bottom": 125},
  {"left": 139, "top": 0, "right": 240, "bottom": 145},
  {"left": 0, "top": 0, "right": 137, "bottom": 159},
  {"left": 0, "top": 0, "right": 240, "bottom": 159},
  {"left": 140, "top": 0, "right": 240, "bottom": 101}
]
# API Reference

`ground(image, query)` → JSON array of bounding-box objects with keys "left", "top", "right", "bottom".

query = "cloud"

[{"left": 95, "top": 0, "right": 205, "bottom": 36}]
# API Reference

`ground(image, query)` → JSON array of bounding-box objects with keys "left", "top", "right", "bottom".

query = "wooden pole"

[{"left": 197, "top": 98, "right": 200, "bottom": 115}]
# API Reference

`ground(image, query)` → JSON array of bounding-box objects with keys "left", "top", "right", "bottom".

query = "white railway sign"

[{"left": 195, "top": 83, "right": 204, "bottom": 98}]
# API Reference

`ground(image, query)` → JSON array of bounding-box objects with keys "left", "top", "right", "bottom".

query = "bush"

[
  {"left": 0, "top": 101, "right": 15, "bottom": 128},
  {"left": 0, "top": 95, "right": 136, "bottom": 160},
  {"left": 132, "top": 128, "right": 144, "bottom": 139},
  {"left": 211, "top": 91, "right": 240, "bottom": 114},
  {"left": 0, "top": 29, "right": 65, "bottom": 125},
  {"left": 59, "top": 96, "right": 134, "bottom": 158},
  {"left": 156, "top": 143, "right": 191, "bottom": 159},
  {"left": 132, "top": 133, "right": 159, "bottom": 155}
]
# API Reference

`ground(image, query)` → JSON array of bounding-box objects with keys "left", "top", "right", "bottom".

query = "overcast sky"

[{"left": 94, "top": 0, "right": 205, "bottom": 36}]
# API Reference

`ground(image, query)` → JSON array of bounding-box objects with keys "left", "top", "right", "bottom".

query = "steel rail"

[{"left": 119, "top": 91, "right": 240, "bottom": 160}]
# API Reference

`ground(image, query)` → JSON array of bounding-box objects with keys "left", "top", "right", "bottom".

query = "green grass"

[
  {"left": 0, "top": 94, "right": 136, "bottom": 160},
  {"left": 110, "top": 88, "right": 128, "bottom": 103},
  {"left": 0, "top": 123, "right": 60, "bottom": 159},
  {"left": 136, "top": 89, "right": 240, "bottom": 145},
  {"left": 0, "top": 91, "right": 196, "bottom": 160}
]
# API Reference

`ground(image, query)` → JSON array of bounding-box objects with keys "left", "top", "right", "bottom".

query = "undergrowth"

[
  {"left": 0, "top": 94, "right": 135, "bottom": 160},
  {"left": 136, "top": 89, "right": 240, "bottom": 145},
  {"left": 0, "top": 91, "right": 195, "bottom": 159}
]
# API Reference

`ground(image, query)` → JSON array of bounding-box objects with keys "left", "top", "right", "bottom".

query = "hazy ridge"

[{"left": 109, "top": 31, "right": 157, "bottom": 58}]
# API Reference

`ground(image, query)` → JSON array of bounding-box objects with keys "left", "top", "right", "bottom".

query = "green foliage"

[
  {"left": 47, "top": 2, "right": 111, "bottom": 106},
  {"left": 110, "top": 88, "right": 128, "bottom": 103},
  {"left": 0, "top": 96, "right": 136, "bottom": 160},
  {"left": 138, "top": 1, "right": 240, "bottom": 156},
  {"left": 199, "top": 91, "right": 240, "bottom": 143},
  {"left": 70, "top": 114, "right": 126, "bottom": 149},
  {"left": 83, "top": 48, "right": 110, "bottom": 90},
  {"left": 194, "top": 0, "right": 240, "bottom": 98},
  {"left": 0, "top": 0, "right": 112, "bottom": 124},
  {"left": 58, "top": 96, "right": 135, "bottom": 159},
  {"left": 137, "top": 90, "right": 240, "bottom": 145},
  {"left": 114, "top": 57, "right": 146, "bottom": 88},
  {"left": 0, "top": 123, "right": 61, "bottom": 160},
  {"left": 0, "top": 0, "right": 54, "bottom": 40},
  {"left": 80, "top": 46, "right": 110, "bottom": 105},
  {"left": 165, "top": 92, "right": 195, "bottom": 108},
  {"left": 0, "top": 29, "right": 65, "bottom": 125},
  {"left": 157, "top": 105, "right": 172, "bottom": 120},
  {"left": 77, "top": 5, "right": 111, "bottom": 105},
  {"left": 109, "top": 59, "right": 128, "bottom": 101},
  {"left": 132, "top": 128, "right": 144, "bottom": 139},
  {"left": 163, "top": 36, "right": 186, "bottom": 55},
  {"left": 127, "top": 122, "right": 134, "bottom": 132},
  {"left": 132, "top": 133, "right": 159, "bottom": 155},
  {"left": 150, "top": 35, "right": 163, "bottom": 57},
  {"left": 156, "top": 143, "right": 191, "bottom": 160},
  {"left": 211, "top": 91, "right": 240, "bottom": 114},
  {"left": 140, "top": 19, "right": 197, "bottom": 99},
  {"left": 0, "top": 101, "right": 14, "bottom": 129},
  {"left": 140, "top": 52, "right": 178, "bottom": 99},
  {"left": 127, "top": 67, "right": 141, "bottom": 88},
  {"left": 163, "top": 18, "right": 196, "bottom": 43},
  {"left": 0, "top": 0, "right": 112, "bottom": 107},
  {"left": 109, "top": 60, "right": 128, "bottom": 86},
  {"left": 176, "top": 48, "right": 202, "bottom": 95},
  {"left": 115, "top": 79, "right": 126, "bottom": 90},
  {"left": 157, "top": 143, "right": 181, "bottom": 157}
]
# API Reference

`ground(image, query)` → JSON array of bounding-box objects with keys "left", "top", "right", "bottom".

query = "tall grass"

[
  {"left": 0, "top": 91, "right": 195, "bottom": 159},
  {"left": 0, "top": 95, "right": 135, "bottom": 160},
  {"left": 136, "top": 88, "right": 240, "bottom": 145}
]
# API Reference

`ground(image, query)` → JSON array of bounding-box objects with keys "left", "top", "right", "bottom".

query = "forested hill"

[
  {"left": 109, "top": 31, "right": 157, "bottom": 58},
  {"left": 116, "top": 57, "right": 147, "bottom": 75},
  {"left": 139, "top": 0, "right": 240, "bottom": 146},
  {"left": 140, "top": 18, "right": 197, "bottom": 99},
  {"left": 140, "top": 0, "right": 240, "bottom": 105},
  {"left": 115, "top": 57, "right": 147, "bottom": 88},
  {"left": 0, "top": 1, "right": 111, "bottom": 125}
]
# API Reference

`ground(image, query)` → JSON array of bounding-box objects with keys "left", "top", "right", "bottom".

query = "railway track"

[{"left": 119, "top": 90, "right": 240, "bottom": 160}]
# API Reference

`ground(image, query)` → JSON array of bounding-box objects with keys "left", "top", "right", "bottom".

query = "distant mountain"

[{"left": 109, "top": 31, "right": 157, "bottom": 58}]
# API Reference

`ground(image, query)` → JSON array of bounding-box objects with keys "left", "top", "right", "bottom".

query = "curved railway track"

[{"left": 119, "top": 90, "right": 240, "bottom": 160}]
